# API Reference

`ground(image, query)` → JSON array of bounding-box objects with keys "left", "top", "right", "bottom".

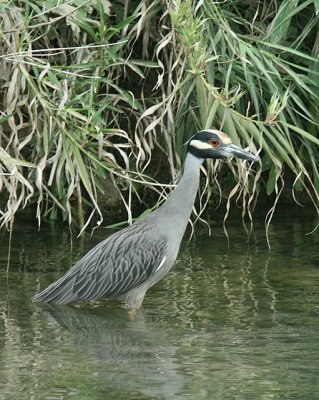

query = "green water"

[{"left": 1, "top": 211, "right": 319, "bottom": 400}]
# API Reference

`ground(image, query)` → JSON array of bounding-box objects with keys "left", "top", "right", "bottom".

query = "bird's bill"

[{"left": 222, "top": 143, "right": 259, "bottom": 162}]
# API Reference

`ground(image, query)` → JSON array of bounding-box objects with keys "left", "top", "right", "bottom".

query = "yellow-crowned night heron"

[{"left": 33, "top": 129, "right": 258, "bottom": 309}]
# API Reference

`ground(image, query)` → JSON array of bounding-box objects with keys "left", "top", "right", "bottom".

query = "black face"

[
  {"left": 187, "top": 130, "right": 258, "bottom": 162},
  {"left": 187, "top": 130, "right": 227, "bottom": 159},
  {"left": 187, "top": 130, "right": 220, "bottom": 147}
]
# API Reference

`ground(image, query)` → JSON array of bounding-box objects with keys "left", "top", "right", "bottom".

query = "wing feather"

[{"left": 33, "top": 221, "right": 167, "bottom": 304}]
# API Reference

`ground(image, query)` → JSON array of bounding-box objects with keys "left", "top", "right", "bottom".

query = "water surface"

[{"left": 0, "top": 211, "right": 319, "bottom": 399}]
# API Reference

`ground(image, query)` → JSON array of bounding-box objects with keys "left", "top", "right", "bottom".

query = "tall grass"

[
  {"left": 0, "top": 0, "right": 161, "bottom": 232},
  {"left": 0, "top": 0, "right": 318, "bottom": 235}
]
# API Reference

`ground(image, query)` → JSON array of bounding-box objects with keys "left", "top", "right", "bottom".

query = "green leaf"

[
  {"left": 265, "top": 0, "right": 300, "bottom": 44},
  {"left": 260, "top": 41, "right": 319, "bottom": 63},
  {"left": 72, "top": 145, "right": 93, "bottom": 196},
  {"left": 267, "top": 164, "right": 278, "bottom": 195},
  {"left": 0, "top": 114, "right": 13, "bottom": 124}
]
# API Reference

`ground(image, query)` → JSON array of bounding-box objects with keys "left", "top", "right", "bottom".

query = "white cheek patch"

[
  {"left": 218, "top": 131, "right": 232, "bottom": 145},
  {"left": 190, "top": 139, "right": 212, "bottom": 150},
  {"left": 199, "top": 130, "right": 232, "bottom": 145}
]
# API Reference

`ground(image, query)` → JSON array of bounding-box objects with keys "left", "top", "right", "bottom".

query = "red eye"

[{"left": 209, "top": 138, "right": 219, "bottom": 147}]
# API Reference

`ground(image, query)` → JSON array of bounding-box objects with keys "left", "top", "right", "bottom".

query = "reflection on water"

[
  {"left": 34, "top": 305, "right": 185, "bottom": 399},
  {"left": 0, "top": 210, "right": 319, "bottom": 399}
]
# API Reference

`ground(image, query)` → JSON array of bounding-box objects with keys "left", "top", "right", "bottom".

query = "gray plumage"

[
  {"left": 33, "top": 129, "right": 258, "bottom": 309},
  {"left": 34, "top": 223, "right": 167, "bottom": 307}
]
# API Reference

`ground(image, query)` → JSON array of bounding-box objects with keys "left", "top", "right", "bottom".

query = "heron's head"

[{"left": 187, "top": 129, "right": 258, "bottom": 162}]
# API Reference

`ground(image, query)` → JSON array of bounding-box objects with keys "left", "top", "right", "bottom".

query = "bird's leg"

[{"left": 128, "top": 307, "right": 138, "bottom": 320}]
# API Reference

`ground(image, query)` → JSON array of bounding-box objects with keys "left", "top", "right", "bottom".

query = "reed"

[{"left": 1, "top": 0, "right": 318, "bottom": 233}]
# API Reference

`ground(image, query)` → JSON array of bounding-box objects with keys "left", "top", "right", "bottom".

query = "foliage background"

[{"left": 1, "top": 0, "right": 319, "bottom": 234}]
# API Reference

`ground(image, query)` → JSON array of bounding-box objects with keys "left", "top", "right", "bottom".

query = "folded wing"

[{"left": 33, "top": 222, "right": 167, "bottom": 304}]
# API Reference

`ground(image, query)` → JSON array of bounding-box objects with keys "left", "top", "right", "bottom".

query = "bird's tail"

[{"left": 32, "top": 276, "right": 77, "bottom": 304}]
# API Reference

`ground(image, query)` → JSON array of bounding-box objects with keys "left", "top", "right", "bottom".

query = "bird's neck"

[{"left": 152, "top": 153, "right": 204, "bottom": 236}]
